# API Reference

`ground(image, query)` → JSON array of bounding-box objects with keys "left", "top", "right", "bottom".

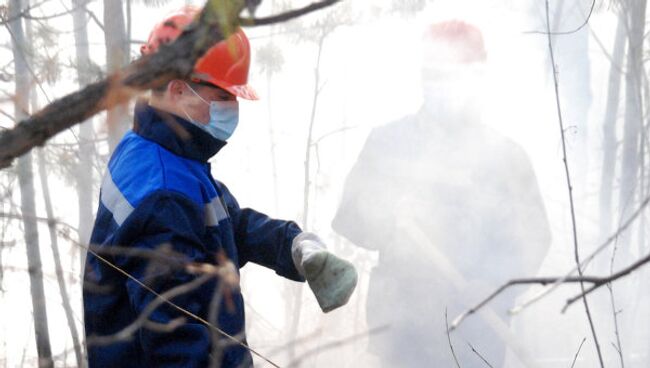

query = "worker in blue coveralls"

[{"left": 83, "top": 7, "right": 357, "bottom": 368}]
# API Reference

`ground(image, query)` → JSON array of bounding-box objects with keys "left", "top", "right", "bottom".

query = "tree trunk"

[
  {"left": 619, "top": 0, "right": 646, "bottom": 260},
  {"left": 37, "top": 149, "right": 85, "bottom": 368},
  {"left": 72, "top": 0, "right": 97, "bottom": 271},
  {"left": 618, "top": 0, "right": 649, "bottom": 360},
  {"left": 9, "top": 0, "right": 53, "bottom": 366},
  {"left": 599, "top": 12, "right": 626, "bottom": 247},
  {"left": 103, "top": 0, "right": 130, "bottom": 151}
]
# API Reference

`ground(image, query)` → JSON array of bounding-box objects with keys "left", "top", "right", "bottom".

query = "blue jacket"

[{"left": 84, "top": 102, "right": 304, "bottom": 367}]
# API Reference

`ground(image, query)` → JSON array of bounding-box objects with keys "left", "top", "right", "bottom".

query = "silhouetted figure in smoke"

[{"left": 333, "top": 21, "right": 551, "bottom": 367}]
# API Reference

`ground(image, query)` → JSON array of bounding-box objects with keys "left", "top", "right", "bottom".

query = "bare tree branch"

[
  {"left": 451, "top": 275, "right": 599, "bottom": 329},
  {"left": 239, "top": 0, "right": 339, "bottom": 27},
  {"left": 508, "top": 194, "right": 650, "bottom": 316},
  {"left": 286, "top": 325, "right": 389, "bottom": 368},
  {"left": 86, "top": 274, "right": 213, "bottom": 346},
  {"left": 446, "top": 309, "right": 461, "bottom": 368},
  {"left": 466, "top": 342, "right": 494, "bottom": 368},
  {"left": 0, "top": 0, "right": 95, "bottom": 24},
  {"left": 25, "top": 215, "right": 280, "bottom": 366},
  {"left": 608, "top": 237, "right": 625, "bottom": 368},
  {"left": 570, "top": 338, "right": 587, "bottom": 368},
  {"left": 0, "top": 0, "right": 341, "bottom": 169},
  {"left": 525, "top": 0, "right": 596, "bottom": 35},
  {"left": 208, "top": 282, "right": 226, "bottom": 368},
  {"left": 451, "top": 249, "right": 650, "bottom": 330},
  {"left": 562, "top": 251, "right": 650, "bottom": 310}
]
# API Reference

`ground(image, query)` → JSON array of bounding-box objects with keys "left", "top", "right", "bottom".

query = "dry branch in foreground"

[
  {"left": 0, "top": 0, "right": 340, "bottom": 169},
  {"left": 450, "top": 251, "right": 650, "bottom": 330}
]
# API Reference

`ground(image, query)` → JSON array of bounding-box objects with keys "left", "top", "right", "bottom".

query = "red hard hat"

[
  {"left": 423, "top": 20, "right": 487, "bottom": 64},
  {"left": 141, "top": 6, "right": 258, "bottom": 100}
]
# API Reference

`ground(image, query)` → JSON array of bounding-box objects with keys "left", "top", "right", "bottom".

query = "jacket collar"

[{"left": 133, "top": 100, "right": 226, "bottom": 162}]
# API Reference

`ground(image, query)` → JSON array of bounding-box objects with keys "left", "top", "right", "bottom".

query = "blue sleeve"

[
  {"left": 217, "top": 183, "right": 305, "bottom": 282},
  {"left": 114, "top": 190, "right": 242, "bottom": 368}
]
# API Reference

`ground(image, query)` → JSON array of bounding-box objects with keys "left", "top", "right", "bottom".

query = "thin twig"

[
  {"left": 510, "top": 194, "right": 650, "bottom": 315},
  {"left": 453, "top": 22, "right": 650, "bottom": 334},
  {"left": 608, "top": 229, "right": 625, "bottom": 368},
  {"left": 563, "top": 250, "right": 650, "bottom": 310},
  {"left": 266, "top": 328, "right": 324, "bottom": 356},
  {"left": 57, "top": 227, "right": 280, "bottom": 367},
  {"left": 569, "top": 338, "right": 587, "bottom": 368},
  {"left": 588, "top": 25, "right": 625, "bottom": 76},
  {"left": 544, "top": 0, "right": 604, "bottom": 365},
  {"left": 446, "top": 309, "right": 461, "bottom": 368},
  {"left": 312, "top": 125, "right": 357, "bottom": 145},
  {"left": 286, "top": 325, "right": 389, "bottom": 368},
  {"left": 0, "top": 0, "right": 51, "bottom": 25},
  {"left": 0, "top": 211, "right": 79, "bottom": 232},
  {"left": 239, "top": 0, "right": 340, "bottom": 26},
  {"left": 466, "top": 342, "right": 494, "bottom": 368},
  {"left": 86, "top": 274, "right": 213, "bottom": 346},
  {"left": 451, "top": 247, "right": 650, "bottom": 329},
  {"left": 451, "top": 275, "right": 599, "bottom": 329},
  {"left": 208, "top": 281, "right": 225, "bottom": 368},
  {"left": 525, "top": 0, "right": 595, "bottom": 35}
]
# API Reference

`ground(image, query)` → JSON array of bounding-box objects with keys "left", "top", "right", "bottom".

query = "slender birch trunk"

[
  {"left": 72, "top": 0, "right": 97, "bottom": 274},
  {"left": 103, "top": 0, "right": 130, "bottom": 151},
  {"left": 9, "top": 0, "right": 53, "bottom": 364}
]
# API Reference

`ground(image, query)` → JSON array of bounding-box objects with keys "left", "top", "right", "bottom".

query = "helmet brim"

[
  {"left": 223, "top": 84, "right": 259, "bottom": 101},
  {"left": 192, "top": 74, "right": 259, "bottom": 100}
]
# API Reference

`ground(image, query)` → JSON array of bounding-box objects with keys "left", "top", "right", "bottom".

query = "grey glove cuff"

[{"left": 291, "top": 232, "right": 326, "bottom": 276}]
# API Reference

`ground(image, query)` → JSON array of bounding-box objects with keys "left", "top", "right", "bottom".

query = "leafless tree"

[
  {"left": 8, "top": 0, "right": 53, "bottom": 365},
  {"left": 71, "top": 0, "right": 99, "bottom": 273},
  {"left": 103, "top": 0, "right": 130, "bottom": 151},
  {"left": 0, "top": 1, "right": 343, "bottom": 366}
]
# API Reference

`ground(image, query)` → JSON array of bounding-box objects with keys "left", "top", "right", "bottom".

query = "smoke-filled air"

[{"left": 0, "top": 0, "right": 648, "bottom": 367}]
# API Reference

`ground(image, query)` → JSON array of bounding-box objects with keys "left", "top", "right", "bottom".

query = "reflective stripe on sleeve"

[
  {"left": 100, "top": 171, "right": 135, "bottom": 226},
  {"left": 204, "top": 196, "right": 229, "bottom": 227}
]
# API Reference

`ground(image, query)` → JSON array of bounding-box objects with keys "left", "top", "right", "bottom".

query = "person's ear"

[{"left": 167, "top": 80, "right": 186, "bottom": 101}]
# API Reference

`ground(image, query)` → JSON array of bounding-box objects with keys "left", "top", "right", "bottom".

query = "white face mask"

[
  {"left": 420, "top": 64, "right": 485, "bottom": 124},
  {"left": 182, "top": 83, "right": 240, "bottom": 141}
]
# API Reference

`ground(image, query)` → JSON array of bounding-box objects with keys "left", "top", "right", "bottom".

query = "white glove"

[{"left": 292, "top": 232, "right": 358, "bottom": 313}]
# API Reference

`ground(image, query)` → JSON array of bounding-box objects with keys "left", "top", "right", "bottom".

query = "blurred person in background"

[
  {"left": 333, "top": 20, "right": 550, "bottom": 367},
  {"left": 83, "top": 6, "right": 357, "bottom": 368}
]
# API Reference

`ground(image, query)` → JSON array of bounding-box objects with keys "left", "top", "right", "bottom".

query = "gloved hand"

[{"left": 292, "top": 232, "right": 358, "bottom": 313}]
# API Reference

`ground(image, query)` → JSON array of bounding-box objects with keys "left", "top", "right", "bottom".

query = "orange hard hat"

[
  {"left": 141, "top": 6, "right": 258, "bottom": 100},
  {"left": 423, "top": 20, "right": 487, "bottom": 64}
]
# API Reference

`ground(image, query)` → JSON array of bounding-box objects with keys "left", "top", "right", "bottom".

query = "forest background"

[{"left": 0, "top": 0, "right": 648, "bottom": 367}]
